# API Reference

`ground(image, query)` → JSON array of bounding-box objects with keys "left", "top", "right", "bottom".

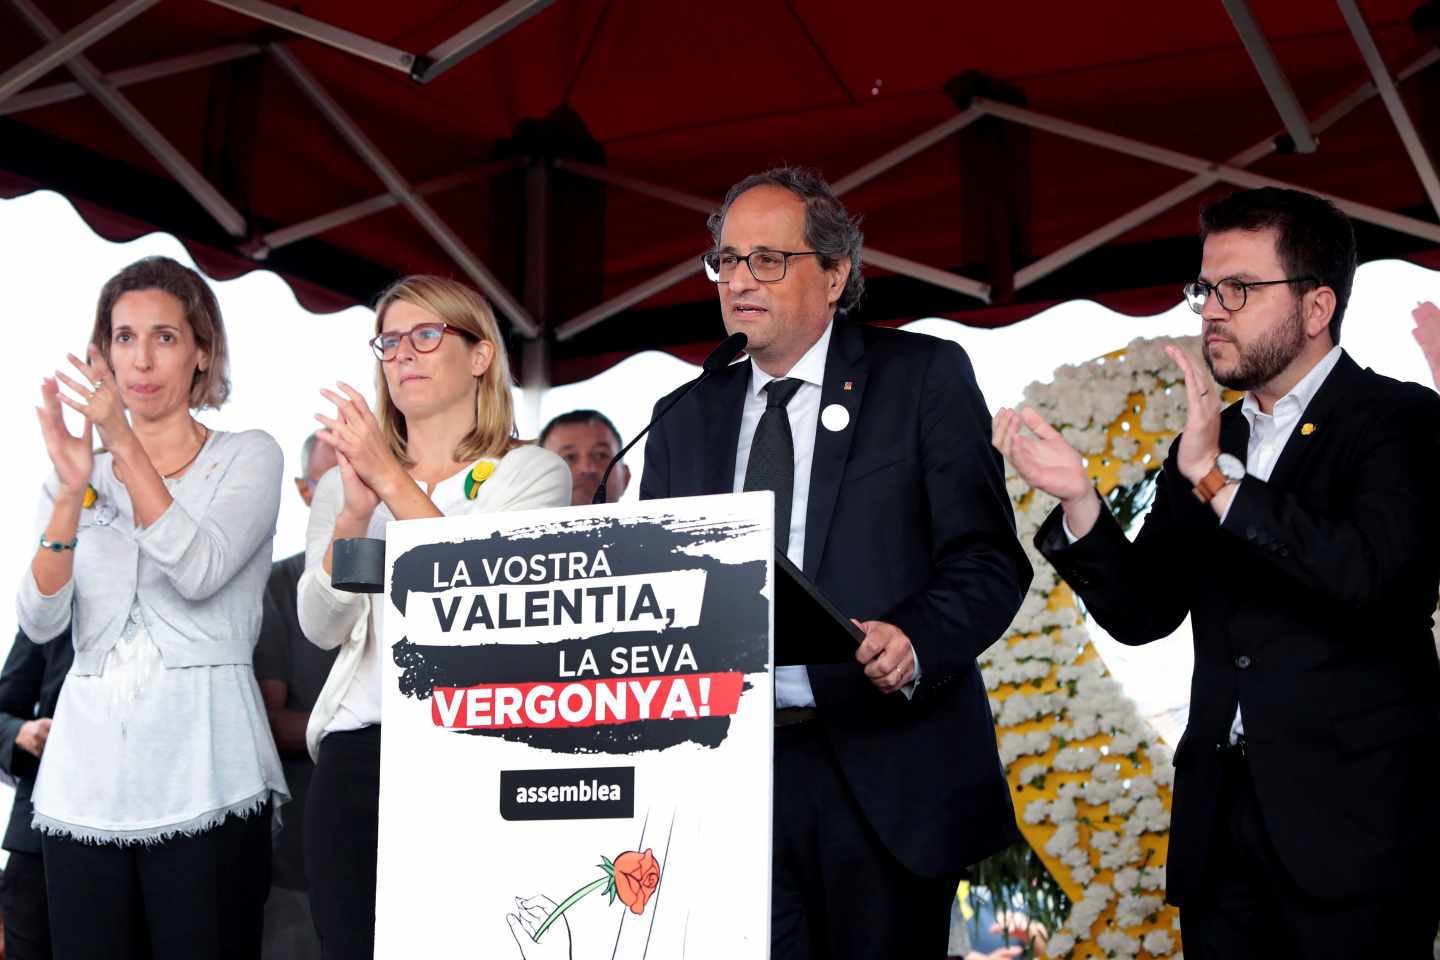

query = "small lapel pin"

[
  {"left": 821, "top": 403, "right": 851, "bottom": 432},
  {"left": 1301, "top": 422, "right": 1316, "bottom": 436},
  {"left": 842, "top": 380, "right": 853, "bottom": 392}
]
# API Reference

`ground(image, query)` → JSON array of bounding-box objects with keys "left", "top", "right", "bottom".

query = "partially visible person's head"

[
  {"left": 370, "top": 276, "right": 520, "bottom": 466},
  {"left": 705, "top": 167, "right": 861, "bottom": 376},
  {"left": 294, "top": 431, "right": 340, "bottom": 507},
  {"left": 1194, "top": 188, "right": 1355, "bottom": 392},
  {"left": 540, "top": 410, "right": 627, "bottom": 505},
  {"left": 91, "top": 256, "right": 230, "bottom": 419}
]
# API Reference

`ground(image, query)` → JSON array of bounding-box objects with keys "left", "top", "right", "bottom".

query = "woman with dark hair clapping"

[{"left": 17, "top": 256, "right": 288, "bottom": 959}]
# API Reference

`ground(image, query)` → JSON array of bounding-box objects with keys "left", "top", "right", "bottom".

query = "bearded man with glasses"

[{"left": 995, "top": 187, "right": 1440, "bottom": 958}]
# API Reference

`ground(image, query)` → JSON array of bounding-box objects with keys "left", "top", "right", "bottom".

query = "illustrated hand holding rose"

[
  {"left": 509, "top": 848, "right": 662, "bottom": 954},
  {"left": 507, "top": 896, "right": 572, "bottom": 959}
]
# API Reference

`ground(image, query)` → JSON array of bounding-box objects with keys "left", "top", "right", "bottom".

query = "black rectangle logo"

[{"left": 500, "top": 767, "right": 635, "bottom": 821}]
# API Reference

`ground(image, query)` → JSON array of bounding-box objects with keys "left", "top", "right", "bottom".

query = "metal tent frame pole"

[
  {"left": 1337, "top": 0, "right": 1440, "bottom": 221},
  {"left": 0, "top": 0, "right": 158, "bottom": 103},
  {"left": 1015, "top": 49, "right": 1440, "bottom": 292},
  {"left": 0, "top": 43, "right": 260, "bottom": 116},
  {"left": 10, "top": 0, "right": 248, "bottom": 238},
  {"left": 1222, "top": 0, "right": 1318, "bottom": 153},
  {"left": 974, "top": 97, "right": 1440, "bottom": 244},
  {"left": 202, "top": 0, "right": 416, "bottom": 74},
  {"left": 269, "top": 44, "right": 538, "bottom": 337},
  {"left": 415, "top": 0, "right": 557, "bottom": 84},
  {"left": 256, "top": 159, "right": 523, "bottom": 255}
]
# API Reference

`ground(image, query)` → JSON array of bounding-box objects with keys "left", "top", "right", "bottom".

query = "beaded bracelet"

[{"left": 39, "top": 534, "right": 77, "bottom": 552}]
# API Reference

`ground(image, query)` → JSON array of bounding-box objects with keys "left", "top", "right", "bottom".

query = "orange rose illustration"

[
  {"left": 612, "top": 849, "right": 660, "bottom": 915},
  {"left": 528, "top": 848, "right": 665, "bottom": 942}
]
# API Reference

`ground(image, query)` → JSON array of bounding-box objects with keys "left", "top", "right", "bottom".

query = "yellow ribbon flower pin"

[{"left": 463, "top": 460, "right": 496, "bottom": 500}]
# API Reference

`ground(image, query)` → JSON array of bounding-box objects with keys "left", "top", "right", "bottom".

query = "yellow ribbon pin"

[{"left": 463, "top": 460, "right": 496, "bottom": 500}]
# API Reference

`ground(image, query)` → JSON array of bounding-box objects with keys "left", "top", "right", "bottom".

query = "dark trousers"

[
  {"left": 772, "top": 721, "right": 958, "bottom": 960},
  {"left": 304, "top": 726, "right": 380, "bottom": 960},
  {"left": 2, "top": 849, "right": 52, "bottom": 960},
  {"left": 1181, "top": 749, "right": 1440, "bottom": 959},
  {"left": 41, "top": 807, "right": 271, "bottom": 960}
]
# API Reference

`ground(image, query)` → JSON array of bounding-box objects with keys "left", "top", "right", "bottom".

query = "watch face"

[{"left": 1216, "top": 453, "right": 1246, "bottom": 482}]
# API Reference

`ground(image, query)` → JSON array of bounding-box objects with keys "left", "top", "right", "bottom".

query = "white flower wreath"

[{"left": 983, "top": 335, "right": 1204, "bottom": 958}]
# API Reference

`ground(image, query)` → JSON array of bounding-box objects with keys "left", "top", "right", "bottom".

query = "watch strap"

[{"left": 1192, "top": 466, "right": 1231, "bottom": 504}]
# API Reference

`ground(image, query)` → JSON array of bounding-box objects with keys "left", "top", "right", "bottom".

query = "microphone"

[{"left": 591, "top": 332, "right": 748, "bottom": 504}]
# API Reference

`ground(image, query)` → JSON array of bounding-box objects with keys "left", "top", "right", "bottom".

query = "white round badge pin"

[{"left": 821, "top": 403, "right": 850, "bottom": 432}]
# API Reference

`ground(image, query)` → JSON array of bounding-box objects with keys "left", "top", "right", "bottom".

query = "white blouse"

[{"left": 30, "top": 451, "right": 288, "bottom": 844}]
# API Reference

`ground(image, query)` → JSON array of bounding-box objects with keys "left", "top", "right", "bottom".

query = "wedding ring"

[{"left": 91, "top": 377, "right": 105, "bottom": 388}]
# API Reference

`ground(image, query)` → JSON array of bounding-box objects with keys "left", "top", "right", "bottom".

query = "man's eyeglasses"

[
  {"left": 368, "top": 322, "right": 473, "bottom": 361},
  {"left": 702, "top": 249, "right": 820, "bottom": 283},
  {"left": 1183, "top": 277, "right": 1317, "bottom": 314}
]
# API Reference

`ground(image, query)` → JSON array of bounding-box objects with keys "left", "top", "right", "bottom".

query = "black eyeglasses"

[
  {"left": 368, "top": 322, "right": 474, "bottom": 361},
  {"left": 1183, "top": 276, "right": 1317, "bottom": 314},
  {"left": 702, "top": 249, "right": 820, "bottom": 283}
]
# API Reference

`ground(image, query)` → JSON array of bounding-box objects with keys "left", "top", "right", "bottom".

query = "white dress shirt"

[
  {"left": 1224, "top": 344, "right": 1342, "bottom": 740},
  {"left": 734, "top": 324, "right": 830, "bottom": 708},
  {"left": 732, "top": 322, "right": 918, "bottom": 708}
]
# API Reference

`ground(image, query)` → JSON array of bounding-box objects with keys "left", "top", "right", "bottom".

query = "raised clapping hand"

[
  {"left": 52, "top": 346, "right": 132, "bottom": 450},
  {"left": 1161, "top": 344, "right": 1224, "bottom": 487},
  {"left": 1412, "top": 301, "right": 1440, "bottom": 390},
  {"left": 990, "top": 406, "right": 1091, "bottom": 504},
  {"left": 36, "top": 376, "right": 94, "bottom": 498},
  {"left": 315, "top": 382, "right": 395, "bottom": 519}
]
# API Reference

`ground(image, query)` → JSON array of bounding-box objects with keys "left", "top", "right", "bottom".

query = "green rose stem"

[{"left": 532, "top": 877, "right": 609, "bottom": 942}]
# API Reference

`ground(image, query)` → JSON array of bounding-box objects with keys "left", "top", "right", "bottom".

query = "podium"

[{"left": 363, "top": 491, "right": 851, "bottom": 958}]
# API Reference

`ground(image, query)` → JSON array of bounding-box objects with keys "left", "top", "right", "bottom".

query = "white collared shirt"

[
  {"left": 1226, "top": 344, "right": 1342, "bottom": 740},
  {"left": 731, "top": 322, "right": 918, "bottom": 708},
  {"left": 734, "top": 323, "right": 832, "bottom": 709}
]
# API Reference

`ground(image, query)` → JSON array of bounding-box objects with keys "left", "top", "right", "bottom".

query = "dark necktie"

[{"left": 743, "top": 377, "right": 803, "bottom": 555}]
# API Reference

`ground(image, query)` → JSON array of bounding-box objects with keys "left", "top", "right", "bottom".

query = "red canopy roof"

[{"left": 2, "top": 0, "right": 1438, "bottom": 382}]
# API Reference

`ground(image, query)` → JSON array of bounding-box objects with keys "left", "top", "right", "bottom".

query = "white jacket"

[{"left": 297, "top": 444, "right": 571, "bottom": 761}]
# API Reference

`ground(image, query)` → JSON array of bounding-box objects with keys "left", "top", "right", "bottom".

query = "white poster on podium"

[{"left": 375, "top": 492, "right": 774, "bottom": 959}]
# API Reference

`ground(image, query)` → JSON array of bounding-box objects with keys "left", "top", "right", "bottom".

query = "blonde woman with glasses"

[{"left": 298, "top": 276, "right": 570, "bottom": 959}]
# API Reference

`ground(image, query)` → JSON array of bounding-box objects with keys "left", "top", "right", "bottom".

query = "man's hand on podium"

[{"left": 854, "top": 620, "right": 916, "bottom": 694}]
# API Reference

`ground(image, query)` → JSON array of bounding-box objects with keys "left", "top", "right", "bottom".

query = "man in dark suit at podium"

[{"left": 640, "top": 167, "right": 1031, "bottom": 959}]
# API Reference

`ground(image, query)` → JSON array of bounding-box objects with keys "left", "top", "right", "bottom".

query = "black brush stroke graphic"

[{"left": 388, "top": 514, "right": 768, "bottom": 754}]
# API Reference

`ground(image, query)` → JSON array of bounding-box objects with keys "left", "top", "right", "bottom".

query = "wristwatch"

[{"left": 1192, "top": 453, "right": 1245, "bottom": 504}]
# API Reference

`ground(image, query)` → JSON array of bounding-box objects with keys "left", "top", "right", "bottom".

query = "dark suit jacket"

[
  {"left": 1037, "top": 352, "right": 1440, "bottom": 904},
  {"left": 641, "top": 319, "right": 1032, "bottom": 877},
  {"left": 0, "top": 629, "right": 73, "bottom": 854}
]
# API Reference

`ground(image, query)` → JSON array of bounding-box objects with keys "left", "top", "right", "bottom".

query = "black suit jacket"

[
  {"left": 0, "top": 629, "right": 73, "bottom": 854},
  {"left": 1037, "top": 352, "right": 1440, "bottom": 904},
  {"left": 641, "top": 320, "right": 1032, "bottom": 877}
]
